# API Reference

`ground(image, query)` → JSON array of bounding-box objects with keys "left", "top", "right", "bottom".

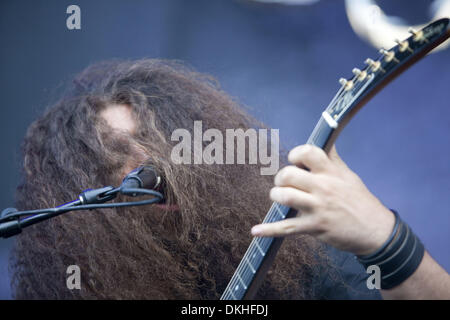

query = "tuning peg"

[
  {"left": 364, "top": 58, "right": 385, "bottom": 73},
  {"left": 339, "top": 78, "right": 353, "bottom": 90},
  {"left": 395, "top": 39, "right": 414, "bottom": 53},
  {"left": 339, "top": 78, "right": 347, "bottom": 86},
  {"left": 352, "top": 68, "right": 367, "bottom": 81},
  {"left": 379, "top": 48, "right": 399, "bottom": 63},
  {"left": 408, "top": 27, "right": 428, "bottom": 43}
]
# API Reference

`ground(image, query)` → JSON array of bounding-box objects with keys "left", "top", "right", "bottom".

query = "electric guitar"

[{"left": 221, "top": 18, "right": 450, "bottom": 300}]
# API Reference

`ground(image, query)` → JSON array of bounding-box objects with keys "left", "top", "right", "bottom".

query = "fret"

[
  {"left": 237, "top": 273, "right": 247, "bottom": 290},
  {"left": 245, "top": 255, "right": 256, "bottom": 274},
  {"left": 232, "top": 283, "right": 241, "bottom": 296},
  {"left": 265, "top": 203, "right": 289, "bottom": 223},
  {"left": 229, "top": 280, "right": 244, "bottom": 299},
  {"left": 229, "top": 288, "right": 237, "bottom": 300},
  {"left": 257, "top": 234, "right": 273, "bottom": 252},
  {"left": 240, "top": 259, "right": 253, "bottom": 287},
  {"left": 254, "top": 238, "right": 265, "bottom": 256},
  {"left": 275, "top": 205, "right": 286, "bottom": 219}
]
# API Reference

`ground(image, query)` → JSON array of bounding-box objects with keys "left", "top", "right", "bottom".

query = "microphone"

[{"left": 120, "top": 166, "right": 162, "bottom": 196}]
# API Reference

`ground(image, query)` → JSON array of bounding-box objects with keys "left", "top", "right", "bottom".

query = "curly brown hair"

[{"left": 9, "top": 59, "right": 325, "bottom": 299}]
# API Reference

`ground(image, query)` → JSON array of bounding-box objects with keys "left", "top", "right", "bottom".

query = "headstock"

[{"left": 322, "top": 18, "right": 450, "bottom": 129}]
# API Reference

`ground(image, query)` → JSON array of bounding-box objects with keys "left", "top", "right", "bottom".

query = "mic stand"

[{"left": 0, "top": 186, "right": 163, "bottom": 238}]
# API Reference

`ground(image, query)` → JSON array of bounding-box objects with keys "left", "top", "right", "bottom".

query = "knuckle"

[
  {"left": 269, "top": 187, "right": 279, "bottom": 201},
  {"left": 299, "top": 144, "right": 313, "bottom": 160},
  {"left": 305, "top": 144, "right": 316, "bottom": 153},
  {"left": 310, "top": 214, "right": 328, "bottom": 233},
  {"left": 322, "top": 184, "right": 333, "bottom": 196},
  {"left": 315, "top": 180, "right": 329, "bottom": 194},
  {"left": 306, "top": 144, "right": 322, "bottom": 158},
  {"left": 315, "top": 214, "right": 329, "bottom": 227},
  {"left": 307, "top": 195, "right": 321, "bottom": 211},
  {"left": 289, "top": 144, "right": 311, "bottom": 163},
  {"left": 281, "top": 222, "right": 296, "bottom": 235},
  {"left": 288, "top": 146, "right": 302, "bottom": 163},
  {"left": 275, "top": 167, "right": 288, "bottom": 185},
  {"left": 282, "top": 192, "right": 296, "bottom": 208},
  {"left": 315, "top": 177, "right": 335, "bottom": 196},
  {"left": 278, "top": 166, "right": 296, "bottom": 185}
]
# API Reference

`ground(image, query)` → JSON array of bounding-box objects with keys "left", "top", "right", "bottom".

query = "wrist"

[
  {"left": 357, "top": 210, "right": 425, "bottom": 290},
  {"left": 356, "top": 206, "right": 396, "bottom": 256}
]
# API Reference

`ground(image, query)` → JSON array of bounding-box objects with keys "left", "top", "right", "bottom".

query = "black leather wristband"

[
  {"left": 357, "top": 210, "right": 425, "bottom": 290},
  {"left": 380, "top": 223, "right": 425, "bottom": 289}
]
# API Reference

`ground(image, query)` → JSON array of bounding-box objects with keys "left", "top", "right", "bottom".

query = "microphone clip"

[{"left": 78, "top": 186, "right": 117, "bottom": 205}]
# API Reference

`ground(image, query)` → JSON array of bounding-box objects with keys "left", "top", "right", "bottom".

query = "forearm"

[{"left": 381, "top": 251, "right": 450, "bottom": 299}]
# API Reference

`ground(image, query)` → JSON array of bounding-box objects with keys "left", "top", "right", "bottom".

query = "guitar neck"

[{"left": 220, "top": 118, "right": 333, "bottom": 300}]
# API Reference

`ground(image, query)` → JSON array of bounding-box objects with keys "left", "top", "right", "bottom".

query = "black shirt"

[{"left": 313, "top": 245, "right": 382, "bottom": 300}]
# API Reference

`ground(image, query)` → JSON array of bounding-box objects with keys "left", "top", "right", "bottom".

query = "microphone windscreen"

[
  {"left": 121, "top": 166, "right": 161, "bottom": 191},
  {"left": 137, "top": 166, "right": 160, "bottom": 190}
]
